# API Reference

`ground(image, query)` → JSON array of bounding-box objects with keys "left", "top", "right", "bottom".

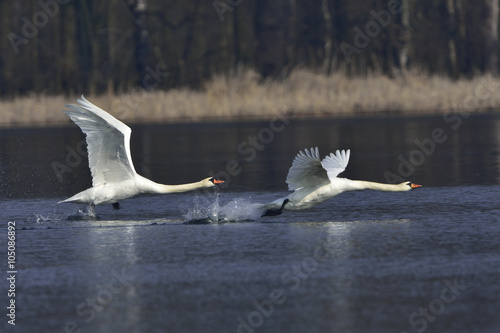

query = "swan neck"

[
  {"left": 159, "top": 181, "right": 208, "bottom": 193},
  {"left": 142, "top": 178, "right": 209, "bottom": 194},
  {"left": 350, "top": 180, "right": 404, "bottom": 192}
]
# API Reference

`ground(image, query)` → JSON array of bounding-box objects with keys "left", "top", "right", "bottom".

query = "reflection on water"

[
  {"left": 2, "top": 183, "right": 499, "bottom": 333},
  {"left": 1, "top": 113, "right": 499, "bottom": 333},
  {"left": 0, "top": 113, "right": 499, "bottom": 199}
]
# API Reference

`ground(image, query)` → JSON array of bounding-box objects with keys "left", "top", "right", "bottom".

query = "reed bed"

[{"left": 1, "top": 68, "right": 499, "bottom": 128}]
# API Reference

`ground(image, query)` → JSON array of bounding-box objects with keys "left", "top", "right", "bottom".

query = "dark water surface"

[{"left": 1, "top": 114, "right": 499, "bottom": 332}]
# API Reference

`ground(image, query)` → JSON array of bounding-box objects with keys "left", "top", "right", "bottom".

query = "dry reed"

[{"left": 1, "top": 68, "right": 499, "bottom": 128}]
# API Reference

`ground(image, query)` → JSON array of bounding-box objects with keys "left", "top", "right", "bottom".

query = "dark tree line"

[{"left": 1, "top": 0, "right": 499, "bottom": 98}]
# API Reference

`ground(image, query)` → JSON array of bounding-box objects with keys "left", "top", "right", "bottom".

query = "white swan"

[
  {"left": 262, "top": 147, "right": 421, "bottom": 213},
  {"left": 58, "top": 96, "right": 224, "bottom": 210}
]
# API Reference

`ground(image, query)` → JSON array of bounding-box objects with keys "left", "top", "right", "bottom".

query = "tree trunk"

[
  {"left": 399, "top": 0, "right": 410, "bottom": 72},
  {"left": 254, "top": 0, "right": 291, "bottom": 78},
  {"left": 321, "top": 0, "right": 333, "bottom": 74},
  {"left": 126, "top": 0, "right": 151, "bottom": 84},
  {"left": 446, "top": 0, "right": 458, "bottom": 78},
  {"left": 75, "top": 0, "right": 94, "bottom": 94},
  {"left": 483, "top": 0, "right": 499, "bottom": 74}
]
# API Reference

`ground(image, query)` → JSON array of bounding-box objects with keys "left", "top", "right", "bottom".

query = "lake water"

[{"left": 1, "top": 113, "right": 500, "bottom": 333}]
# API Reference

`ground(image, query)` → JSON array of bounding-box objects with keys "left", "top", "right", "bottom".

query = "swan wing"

[
  {"left": 63, "top": 96, "right": 137, "bottom": 186},
  {"left": 321, "top": 149, "right": 350, "bottom": 181},
  {"left": 286, "top": 147, "right": 330, "bottom": 191}
]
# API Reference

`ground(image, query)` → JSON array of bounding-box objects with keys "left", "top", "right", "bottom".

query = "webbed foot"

[{"left": 262, "top": 199, "right": 289, "bottom": 217}]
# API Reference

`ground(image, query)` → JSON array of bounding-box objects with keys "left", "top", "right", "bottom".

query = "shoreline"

[
  {"left": 1, "top": 69, "right": 499, "bottom": 128},
  {"left": 1, "top": 107, "right": 499, "bottom": 130}
]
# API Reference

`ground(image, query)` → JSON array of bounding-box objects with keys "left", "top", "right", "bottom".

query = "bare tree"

[
  {"left": 75, "top": 0, "right": 94, "bottom": 93},
  {"left": 446, "top": 0, "right": 459, "bottom": 78},
  {"left": 321, "top": 0, "right": 334, "bottom": 74},
  {"left": 483, "top": 0, "right": 499, "bottom": 74},
  {"left": 399, "top": 0, "right": 410, "bottom": 72},
  {"left": 254, "top": 0, "right": 291, "bottom": 78},
  {"left": 125, "top": 0, "right": 151, "bottom": 83}
]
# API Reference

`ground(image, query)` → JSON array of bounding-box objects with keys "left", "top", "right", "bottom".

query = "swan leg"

[
  {"left": 87, "top": 203, "right": 96, "bottom": 218},
  {"left": 112, "top": 202, "right": 120, "bottom": 210},
  {"left": 262, "top": 199, "right": 289, "bottom": 217}
]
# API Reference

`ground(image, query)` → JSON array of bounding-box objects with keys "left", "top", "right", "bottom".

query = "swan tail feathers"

[{"left": 58, "top": 190, "right": 92, "bottom": 205}]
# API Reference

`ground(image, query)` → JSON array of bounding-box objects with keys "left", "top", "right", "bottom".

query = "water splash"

[
  {"left": 67, "top": 205, "right": 98, "bottom": 220},
  {"left": 219, "top": 198, "right": 263, "bottom": 221},
  {"left": 183, "top": 193, "right": 263, "bottom": 223},
  {"left": 183, "top": 193, "right": 221, "bottom": 223},
  {"left": 34, "top": 214, "right": 52, "bottom": 223}
]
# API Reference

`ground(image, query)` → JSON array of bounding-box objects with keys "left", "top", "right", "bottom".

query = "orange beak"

[
  {"left": 213, "top": 179, "right": 225, "bottom": 185},
  {"left": 410, "top": 183, "right": 422, "bottom": 189}
]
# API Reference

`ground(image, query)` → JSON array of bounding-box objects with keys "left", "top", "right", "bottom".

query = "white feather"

[
  {"left": 59, "top": 96, "right": 221, "bottom": 207},
  {"left": 286, "top": 147, "right": 329, "bottom": 191},
  {"left": 263, "top": 148, "right": 419, "bottom": 211},
  {"left": 63, "top": 96, "right": 136, "bottom": 186},
  {"left": 321, "top": 149, "right": 350, "bottom": 182}
]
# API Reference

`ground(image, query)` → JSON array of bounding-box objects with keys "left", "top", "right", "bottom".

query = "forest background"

[{"left": 1, "top": 0, "right": 500, "bottom": 126}]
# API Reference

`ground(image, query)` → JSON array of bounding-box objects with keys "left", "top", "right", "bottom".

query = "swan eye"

[{"left": 406, "top": 182, "right": 412, "bottom": 187}]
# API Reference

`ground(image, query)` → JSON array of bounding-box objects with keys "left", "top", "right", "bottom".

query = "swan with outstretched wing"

[
  {"left": 58, "top": 96, "right": 224, "bottom": 211},
  {"left": 262, "top": 147, "right": 421, "bottom": 214}
]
